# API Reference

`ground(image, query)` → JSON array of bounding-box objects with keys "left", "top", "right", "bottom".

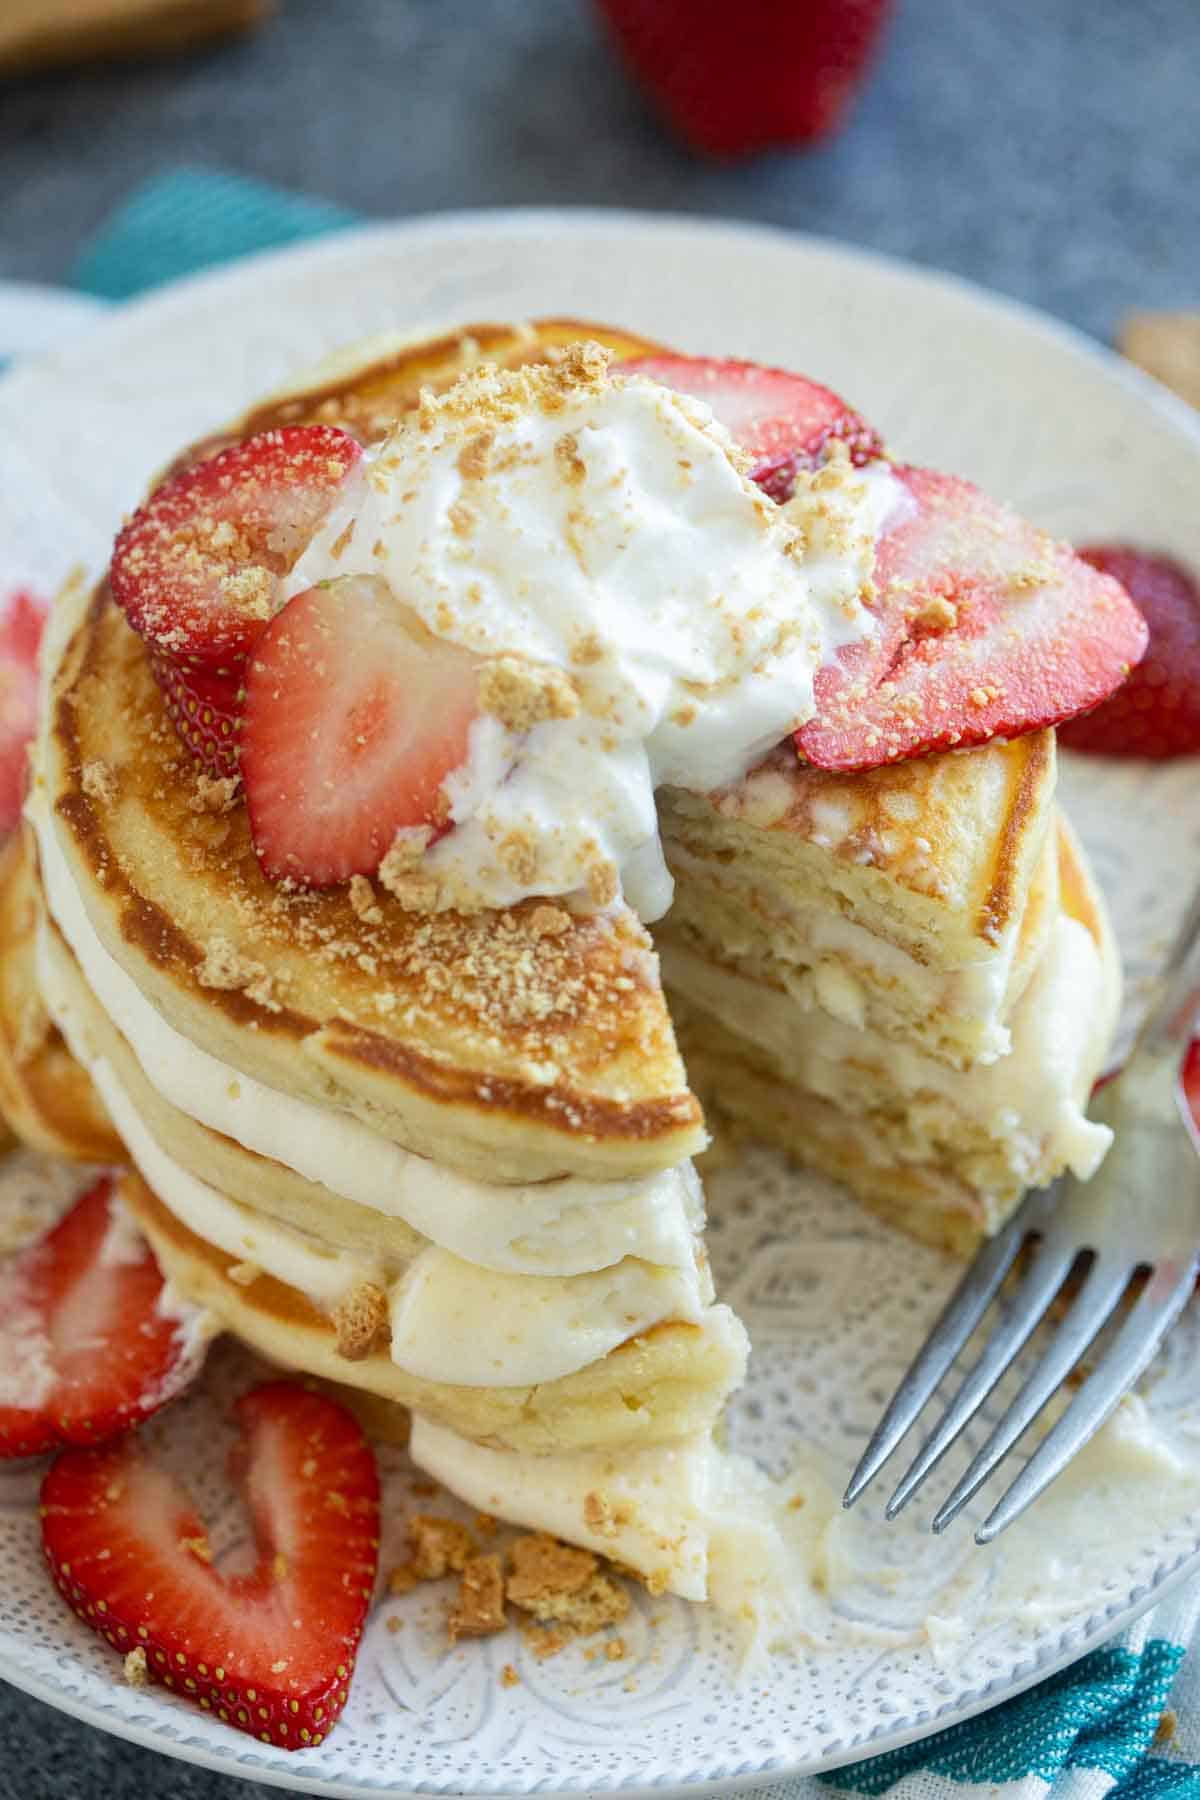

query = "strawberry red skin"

[
  {"left": 619, "top": 353, "right": 883, "bottom": 501},
  {"left": 1058, "top": 548, "right": 1200, "bottom": 758},
  {"left": 149, "top": 650, "right": 242, "bottom": 779},
  {"left": 797, "top": 466, "right": 1150, "bottom": 771},
  {"left": 596, "top": 0, "right": 893, "bottom": 157},
  {"left": 41, "top": 1382, "right": 380, "bottom": 1750},
  {"left": 0, "top": 1174, "right": 205, "bottom": 1458},
  {"left": 0, "top": 587, "right": 49, "bottom": 833},
  {"left": 110, "top": 426, "right": 361, "bottom": 777}
]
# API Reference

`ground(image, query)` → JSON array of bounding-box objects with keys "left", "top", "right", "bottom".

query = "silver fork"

[{"left": 843, "top": 885, "right": 1200, "bottom": 1543}]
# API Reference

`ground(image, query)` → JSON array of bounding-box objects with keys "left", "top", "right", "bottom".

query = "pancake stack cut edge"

[{"left": 0, "top": 318, "right": 1122, "bottom": 1611}]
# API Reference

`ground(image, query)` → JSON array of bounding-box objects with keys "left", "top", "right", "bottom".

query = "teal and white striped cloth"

[{"left": 19, "top": 166, "right": 1200, "bottom": 1800}]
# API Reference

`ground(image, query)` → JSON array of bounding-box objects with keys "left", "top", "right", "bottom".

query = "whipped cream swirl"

[{"left": 287, "top": 345, "right": 901, "bottom": 921}]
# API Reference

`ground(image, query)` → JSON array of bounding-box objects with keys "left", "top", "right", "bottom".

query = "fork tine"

[
  {"left": 843, "top": 1187, "right": 1052, "bottom": 1509},
  {"left": 975, "top": 1254, "right": 1200, "bottom": 1543},
  {"left": 885, "top": 1230, "right": 1079, "bottom": 1519},
  {"left": 928, "top": 1255, "right": 1132, "bottom": 1532}
]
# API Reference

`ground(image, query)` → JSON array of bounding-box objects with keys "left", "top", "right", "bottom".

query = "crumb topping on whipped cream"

[{"left": 286, "top": 344, "right": 900, "bottom": 921}]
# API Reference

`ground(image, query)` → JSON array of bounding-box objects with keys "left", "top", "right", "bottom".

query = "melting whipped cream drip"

[{"left": 287, "top": 346, "right": 902, "bottom": 921}]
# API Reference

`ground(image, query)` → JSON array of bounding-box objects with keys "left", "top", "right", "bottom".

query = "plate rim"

[{"left": 4, "top": 204, "right": 1200, "bottom": 1798}]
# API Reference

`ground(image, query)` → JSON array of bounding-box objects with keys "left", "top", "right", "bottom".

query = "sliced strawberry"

[
  {"left": 618, "top": 353, "right": 883, "bottom": 500},
  {"left": 0, "top": 586, "right": 49, "bottom": 833},
  {"left": 796, "top": 466, "right": 1151, "bottom": 771},
  {"left": 241, "top": 574, "right": 480, "bottom": 887},
  {"left": 41, "top": 1381, "right": 379, "bottom": 1749},
  {"left": 110, "top": 426, "right": 362, "bottom": 776},
  {"left": 149, "top": 651, "right": 243, "bottom": 779},
  {"left": 0, "top": 1174, "right": 206, "bottom": 1458},
  {"left": 1058, "top": 548, "right": 1200, "bottom": 758}
]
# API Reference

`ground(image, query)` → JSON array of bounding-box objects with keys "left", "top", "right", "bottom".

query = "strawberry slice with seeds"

[
  {"left": 618, "top": 353, "right": 883, "bottom": 500},
  {"left": 110, "top": 426, "right": 362, "bottom": 776},
  {"left": 0, "top": 1174, "right": 207, "bottom": 1458},
  {"left": 0, "top": 586, "right": 49, "bottom": 834},
  {"left": 1058, "top": 547, "right": 1200, "bottom": 758},
  {"left": 149, "top": 651, "right": 243, "bottom": 779},
  {"left": 796, "top": 466, "right": 1150, "bottom": 771},
  {"left": 241, "top": 574, "right": 481, "bottom": 887},
  {"left": 41, "top": 1381, "right": 380, "bottom": 1749}
]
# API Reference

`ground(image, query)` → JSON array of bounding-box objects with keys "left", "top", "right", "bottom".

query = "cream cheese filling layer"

[
  {"left": 409, "top": 1416, "right": 835, "bottom": 1636},
  {"left": 40, "top": 952, "right": 712, "bottom": 1386},
  {"left": 663, "top": 840, "right": 1017, "bottom": 1054},
  {"left": 30, "top": 795, "right": 699, "bottom": 1278},
  {"left": 660, "top": 912, "right": 1113, "bottom": 1180}
]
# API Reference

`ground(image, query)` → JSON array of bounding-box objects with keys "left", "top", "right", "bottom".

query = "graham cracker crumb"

[
  {"left": 81, "top": 760, "right": 118, "bottom": 806},
  {"left": 644, "top": 1568, "right": 670, "bottom": 1597},
  {"left": 449, "top": 1553, "right": 507, "bottom": 1642},
  {"left": 388, "top": 1564, "right": 420, "bottom": 1596},
  {"left": 123, "top": 1646, "right": 148, "bottom": 1688},
  {"left": 582, "top": 1491, "right": 624, "bottom": 1539},
  {"left": 586, "top": 855, "right": 619, "bottom": 908},
  {"left": 605, "top": 1637, "right": 626, "bottom": 1661},
  {"left": 196, "top": 936, "right": 271, "bottom": 997},
  {"left": 479, "top": 654, "right": 579, "bottom": 731},
  {"left": 332, "top": 1281, "right": 389, "bottom": 1361},
  {"left": 528, "top": 903, "right": 570, "bottom": 939},
  {"left": 189, "top": 773, "right": 239, "bottom": 814},
  {"left": 495, "top": 828, "right": 540, "bottom": 885},
  {"left": 226, "top": 1260, "right": 261, "bottom": 1288},
  {"left": 410, "top": 1514, "right": 477, "bottom": 1580},
  {"left": 348, "top": 874, "right": 383, "bottom": 924},
  {"left": 554, "top": 431, "right": 587, "bottom": 486},
  {"left": 525, "top": 1624, "right": 567, "bottom": 1660},
  {"left": 474, "top": 1512, "right": 498, "bottom": 1538},
  {"left": 499, "top": 1662, "right": 520, "bottom": 1688},
  {"left": 377, "top": 826, "right": 438, "bottom": 909},
  {"left": 506, "top": 1534, "right": 630, "bottom": 1634},
  {"left": 457, "top": 429, "right": 494, "bottom": 481},
  {"left": 913, "top": 596, "right": 958, "bottom": 631}
]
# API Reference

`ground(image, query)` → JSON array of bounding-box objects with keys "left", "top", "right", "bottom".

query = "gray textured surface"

[{"left": 1, "top": 0, "right": 1199, "bottom": 1793}]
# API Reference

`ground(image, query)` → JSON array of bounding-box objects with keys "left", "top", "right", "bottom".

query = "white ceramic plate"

[
  {"left": 2, "top": 211, "right": 1200, "bottom": 1800},
  {"left": 0, "top": 281, "right": 104, "bottom": 366}
]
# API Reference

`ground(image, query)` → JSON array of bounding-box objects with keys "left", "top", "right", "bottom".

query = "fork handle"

[{"left": 1133, "top": 885, "right": 1200, "bottom": 1061}]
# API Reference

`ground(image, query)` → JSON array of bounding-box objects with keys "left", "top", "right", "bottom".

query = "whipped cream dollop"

[{"left": 287, "top": 345, "right": 901, "bottom": 921}]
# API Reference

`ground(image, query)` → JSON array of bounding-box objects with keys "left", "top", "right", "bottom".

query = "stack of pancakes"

[{"left": 0, "top": 320, "right": 1121, "bottom": 1597}]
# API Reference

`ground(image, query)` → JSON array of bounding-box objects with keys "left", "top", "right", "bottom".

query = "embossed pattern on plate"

[{"left": 1, "top": 212, "right": 1200, "bottom": 1798}]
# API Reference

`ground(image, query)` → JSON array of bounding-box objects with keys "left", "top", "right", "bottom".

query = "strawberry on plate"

[
  {"left": 619, "top": 353, "right": 883, "bottom": 500},
  {"left": 41, "top": 1381, "right": 380, "bottom": 1749},
  {"left": 1058, "top": 547, "right": 1200, "bottom": 758},
  {"left": 110, "top": 427, "right": 362, "bottom": 778},
  {"left": 595, "top": 0, "right": 893, "bottom": 157},
  {"left": 796, "top": 466, "right": 1150, "bottom": 771},
  {"left": 0, "top": 1173, "right": 206, "bottom": 1458},
  {"left": 0, "top": 586, "right": 49, "bottom": 834},
  {"left": 241, "top": 574, "right": 480, "bottom": 887}
]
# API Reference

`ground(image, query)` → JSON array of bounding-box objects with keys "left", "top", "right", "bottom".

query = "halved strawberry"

[
  {"left": 0, "top": 1174, "right": 206, "bottom": 1458},
  {"left": 796, "top": 466, "right": 1151, "bottom": 771},
  {"left": 241, "top": 574, "right": 480, "bottom": 886},
  {"left": 110, "top": 427, "right": 362, "bottom": 777},
  {"left": 41, "top": 1381, "right": 380, "bottom": 1749},
  {"left": 0, "top": 586, "right": 49, "bottom": 833},
  {"left": 149, "top": 651, "right": 243, "bottom": 779},
  {"left": 618, "top": 353, "right": 883, "bottom": 500},
  {"left": 1058, "top": 547, "right": 1200, "bottom": 758}
]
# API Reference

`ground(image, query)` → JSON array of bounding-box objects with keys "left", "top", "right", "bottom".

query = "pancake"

[
  {"left": 3, "top": 316, "right": 1127, "bottom": 1616},
  {"left": 0, "top": 826, "right": 120, "bottom": 1163},
  {"left": 670, "top": 815, "right": 1120, "bottom": 1257}
]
